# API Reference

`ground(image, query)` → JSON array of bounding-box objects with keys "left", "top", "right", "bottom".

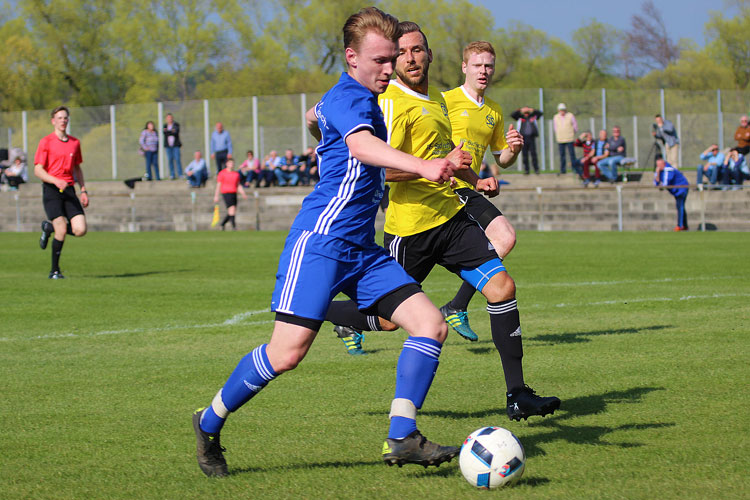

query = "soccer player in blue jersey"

[
  {"left": 192, "top": 7, "right": 472, "bottom": 477},
  {"left": 654, "top": 157, "right": 689, "bottom": 230}
]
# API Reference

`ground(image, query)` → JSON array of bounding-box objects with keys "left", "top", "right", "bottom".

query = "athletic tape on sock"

[
  {"left": 389, "top": 398, "right": 417, "bottom": 420},
  {"left": 211, "top": 389, "right": 230, "bottom": 418}
]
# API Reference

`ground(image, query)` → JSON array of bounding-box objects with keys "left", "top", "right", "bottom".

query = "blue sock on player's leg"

[
  {"left": 388, "top": 336, "right": 442, "bottom": 439},
  {"left": 200, "top": 344, "right": 277, "bottom": 434}
]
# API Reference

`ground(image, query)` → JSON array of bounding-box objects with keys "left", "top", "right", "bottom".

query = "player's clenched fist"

[{"left": 445, "top": 140, "right": 472, "bottom": 171}]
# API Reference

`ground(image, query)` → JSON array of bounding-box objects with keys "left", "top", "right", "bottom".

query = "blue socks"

[
  {"left": 388, "top": 336, "right": 442, "bottom": 439},
  {"left": 200, "top": 344, "right": 277, "bottom": 434}
]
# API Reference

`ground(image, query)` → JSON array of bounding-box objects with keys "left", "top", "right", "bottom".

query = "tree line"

[{"left": 1, "top": 0, "right": 748, "bottom": 112}]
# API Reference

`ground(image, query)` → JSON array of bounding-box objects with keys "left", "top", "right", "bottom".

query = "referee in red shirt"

[{"left": 34, "top": 106, "right": 89, "bottom": 279}]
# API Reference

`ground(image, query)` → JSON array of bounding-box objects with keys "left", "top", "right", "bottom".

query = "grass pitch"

[{"left": 0, "top": 230, "right": 748, "bottom": 499}]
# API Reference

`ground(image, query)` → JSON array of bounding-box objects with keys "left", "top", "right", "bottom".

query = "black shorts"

[
  {"left": 454, "top": 187, "right": 502, "bottom": 231},
  {"left": 43, "top": 183, "right": 84, "bottom": 221},
  {"left": 384, "top": 209, "right": 498, "bottom": 284},
  {"left": 222, "top": 192, "right": 237, "bottom": 208}
]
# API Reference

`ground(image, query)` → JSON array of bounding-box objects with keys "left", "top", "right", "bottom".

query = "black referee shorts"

[
  {"left": 454, "top": 187, "right": 503, "bottom": 231},
  {"left": 222, "top": 192, "right": 238, "bottom": 208},
  {"left": 42, "top": 183, "right": 84, "bottom": 221},
  {"left": 383, "top": 209, "right": 498, "bottom": 284}
]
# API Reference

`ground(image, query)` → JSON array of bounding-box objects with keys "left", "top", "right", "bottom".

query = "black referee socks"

[{"left": 487, "top": 299, "right": 524, "bottom": 392}]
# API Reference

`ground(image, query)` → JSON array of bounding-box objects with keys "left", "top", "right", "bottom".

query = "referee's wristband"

[{"left": 80, "top": 188, "right": 88, "bottom": 193}]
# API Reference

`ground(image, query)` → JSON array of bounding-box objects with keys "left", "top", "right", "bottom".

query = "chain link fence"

[{"left": 1, "top": 88, "right": 748, "bottom": 180}]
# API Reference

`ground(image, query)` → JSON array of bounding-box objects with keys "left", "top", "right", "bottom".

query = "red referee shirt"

[{"left": 34, "top": 133, "right": 83, "bottom": 186}]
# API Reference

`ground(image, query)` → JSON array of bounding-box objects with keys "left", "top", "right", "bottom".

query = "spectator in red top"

[
  {"left": 34, "top": 105, "right": 89, "bottom": 279},
  {"left": 574, "top": 131, "right": 601, "bottom": 186},
  {"left": 213, "top": 158, "right": 247, "bottom": 230}
]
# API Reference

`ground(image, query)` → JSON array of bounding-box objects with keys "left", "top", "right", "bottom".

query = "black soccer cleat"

[
  {"left": 39, "top": 221, "right": 53, "bottom": 250},
  {"left": 506, "top": 385, "right": 561, "bottom": 421},
  {"left": 48, "top": 270, "right": 65, "bottom": 280},
  {"left": 192, "top": 408, "right": 228, "bottom": 477},
  {"left": 382, "top": 430, "right": 459, "bottom": 468}
]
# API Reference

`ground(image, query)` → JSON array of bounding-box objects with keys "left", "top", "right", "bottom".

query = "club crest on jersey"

[
  {"left": 485, "top": 114, "right": 495, "bottom": 128},
  {"left": 441, "top": 103, "right": 449, "bottom": 116}
]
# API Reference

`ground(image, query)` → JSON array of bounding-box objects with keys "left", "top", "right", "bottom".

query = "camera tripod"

[{"left": 644, "top": 140, "right": 662, "bottom": 170}]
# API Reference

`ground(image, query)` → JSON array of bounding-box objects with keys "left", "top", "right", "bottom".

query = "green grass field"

[{"left": 1, "top": 231, "right": 748, "bottom": 499}]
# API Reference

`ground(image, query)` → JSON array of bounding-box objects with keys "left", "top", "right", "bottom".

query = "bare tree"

[{"left": 624, "top": 0, "right": 681, "bottom": 73}]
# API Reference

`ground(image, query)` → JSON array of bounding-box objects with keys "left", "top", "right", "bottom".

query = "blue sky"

[{"left": 473, "top": 0, "right": 737, "bottom": 47}]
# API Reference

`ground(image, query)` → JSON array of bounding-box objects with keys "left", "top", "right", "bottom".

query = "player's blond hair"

[
  {"left": 463, "top": 41, "right": 495, "bottom": 62},
  {"left": 343, "top": 7, "right": 400, "bottom": 53}
]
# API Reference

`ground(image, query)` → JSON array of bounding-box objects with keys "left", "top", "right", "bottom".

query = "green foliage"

[
  {"left": 1, "top": 0, "right": 750, "bottom": 111},
  {"left": 0, "top": 231, "right": 748, "bottom": 499}
]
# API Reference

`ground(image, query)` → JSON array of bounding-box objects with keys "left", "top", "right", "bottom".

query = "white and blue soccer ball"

[{"left": 459, "top": 426, "right": 525, "bottom": 489}]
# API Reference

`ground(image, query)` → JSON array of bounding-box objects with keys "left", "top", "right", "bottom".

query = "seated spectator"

[
  {"left": 297, "top": 147, "right": 319, "bottom": 185},
  {"left": 478, "top": 160, "right": 498, "bottom": 179},
  {"left": 2, "top": 147, "right": 28, "bottom": 190},
  {"left": 240, "top": 150, "right": 274, "bottom": 188},
  {"left": 721, "top": 148, "right": 749, "bottom": 189},
  {"left": 734, "top": 115, "right": 750, "bottom": 155},
  {"left": 598, "top": 125, "right": 626, "bottom": 182},
  {"left": 573, "top": 131, "right": 600, "bottom": 186},
  {"left": 274, "top": 148, "right": 300, "bottom": 186},
  {"left": 696, "top": 144, "right": 725, "bottom": 187},
  {"left": 184, "top": 150, "right": 208, "bottom": 188},
  {"left": 265, "top": 150, "right": 282, "bottom": 186}
]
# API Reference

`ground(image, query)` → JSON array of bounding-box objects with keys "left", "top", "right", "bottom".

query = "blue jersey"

[
  {"left": 290, "top": 73, "right": 387, "bottom": 248},
  {"left": 655, "top": 163, "right": 688, "bottom": 196}
]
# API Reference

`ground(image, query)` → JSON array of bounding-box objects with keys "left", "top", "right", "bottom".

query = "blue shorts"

[{"left": 271, "top": 229, "right": 417, "bottom": 321}]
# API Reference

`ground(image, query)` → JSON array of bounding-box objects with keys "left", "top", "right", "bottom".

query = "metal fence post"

[
  {"left": 110, "top": 105, "right": 117, "bottom": 179},
  {"left": 660, "top": 88, "right": 665, "bottom": 118},
  {"left": 7, "top": 128, "right": 11, "bottom": 150},
  {"left": 22, "top": 111, "right": 27, "bottom": 157},
  {"left": 252, "top": 96, "right": 259, "bottom": 158},
  {"left": 677, "top": 113, "right": 682, "bottom": 167},
  {"left": 699, "top": 184, "right": 706, "bottom": 232},
  {"left": 130, "top": 191, "right": 137, "bottom": 232},
  {"left": 616, "top": 185, "right": 623, "bottom": 232},
  {"left": 633, "top": 115, "right": 639, "bottom": 168},
  {"left": 203, "top": 99, "right": 210, "bottom": 168},
  {"left": 157, "top": 102, "right": 164, "bottom": 179},
  {"left": 717, "top": 89, "right": 724, "bottom": 150},
  {"left": 254, "top": 190, "right": 261, "bottom": 231},
  {"left": 15, "top": 192, "right": 21, "bottom": 232},
  {"left": 536, "top": 186, "right": 544, "bottom": 231},
  {"left": 601, "top": 88, "right": 607, "bottom": 131},
  {"left": 589, "top": 117, "right": 595, "bottom": 135},
  {"left": 538, "top": 87, "right": 546, "bottom": 172},
  {"left": 300, "top": 93, "right": 308, "bottom": 153}
]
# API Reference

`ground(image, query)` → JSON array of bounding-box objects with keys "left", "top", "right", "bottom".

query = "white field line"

[{"left": 2, "top": 288, "right": 747, "bottom": 344}]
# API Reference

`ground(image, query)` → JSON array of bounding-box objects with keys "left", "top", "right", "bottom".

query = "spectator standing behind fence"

[
  {"left": 163, "top": 113, "right": 183, "bottom": 180},
  {"left": 210, "top": 122, "right": 233, "bottom": 175},
  {"left": 598, "top": 125, "right": 626, "bottom": 183},
  {"left": 734, "top": 115, "right": 750, "bottom": 155},
  {"left": 654, "top": 157, "right": 689, "bottom": 231},
  {"left": 185, "top": 150, "right": 208, "bottom": 188},
  {"left": 510, "top": 106, "right": 542, "bottom": 175},
  {"left": 553, "top": 103, "right": 577, "bottom": 175},
  {"left": 298, "top": 146, "right": 319, "bottom": 185},
  {"left": 722, "top": 148, "right": 749, "bottom": 189},
  {"left": 2, "top": 147, "right": 28, "bottom": 190},
  {"left": 139, "top": 121, "right": 160, "bottom": 181},
  {"left": 696, "top": 144, "right": 725, "bottom": 188},
  {"left": 653, "top": 115, "right": 680, "bottom": 166}
]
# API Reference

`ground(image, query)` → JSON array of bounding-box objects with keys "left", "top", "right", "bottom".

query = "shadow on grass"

[
  {"left": 230, "top": 459, "right": 383, "bottom": 475},
  {"left": 526, "top": 324, "right": 672, "bottom": 346},
  {"left": 88, "top": 269, "right": 192, "bottom": 278},
  {"left": 421, "top": 386, "right": 674, "bottom": 458}
]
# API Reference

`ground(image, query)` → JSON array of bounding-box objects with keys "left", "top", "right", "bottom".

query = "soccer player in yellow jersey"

[
  {"left": 438, "top": 41, "right": 523, "bottom": 342},
  {"left": 327, "top": 23, "right": 560, "bottom": 422}
]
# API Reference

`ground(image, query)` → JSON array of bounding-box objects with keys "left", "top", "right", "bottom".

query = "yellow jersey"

[
  {"left": 379, "top": 80, "right": 463, "bottom": 237},
  {"left": 442, "top": 86, "right": 507, "bottom": 190}
]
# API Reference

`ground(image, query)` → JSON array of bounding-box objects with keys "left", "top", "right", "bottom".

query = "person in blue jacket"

[{"left": 654, "top": 156, "right": 689, "bottom": 231}]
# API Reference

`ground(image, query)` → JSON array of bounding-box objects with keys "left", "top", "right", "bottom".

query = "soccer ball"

[{"left": 459, "top": 426, "right": 525, "bottom": 489}]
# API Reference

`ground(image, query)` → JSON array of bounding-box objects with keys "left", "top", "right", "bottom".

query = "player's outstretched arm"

[{"left": 346, "top": 129, "right": 457, "bottom": 183}]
